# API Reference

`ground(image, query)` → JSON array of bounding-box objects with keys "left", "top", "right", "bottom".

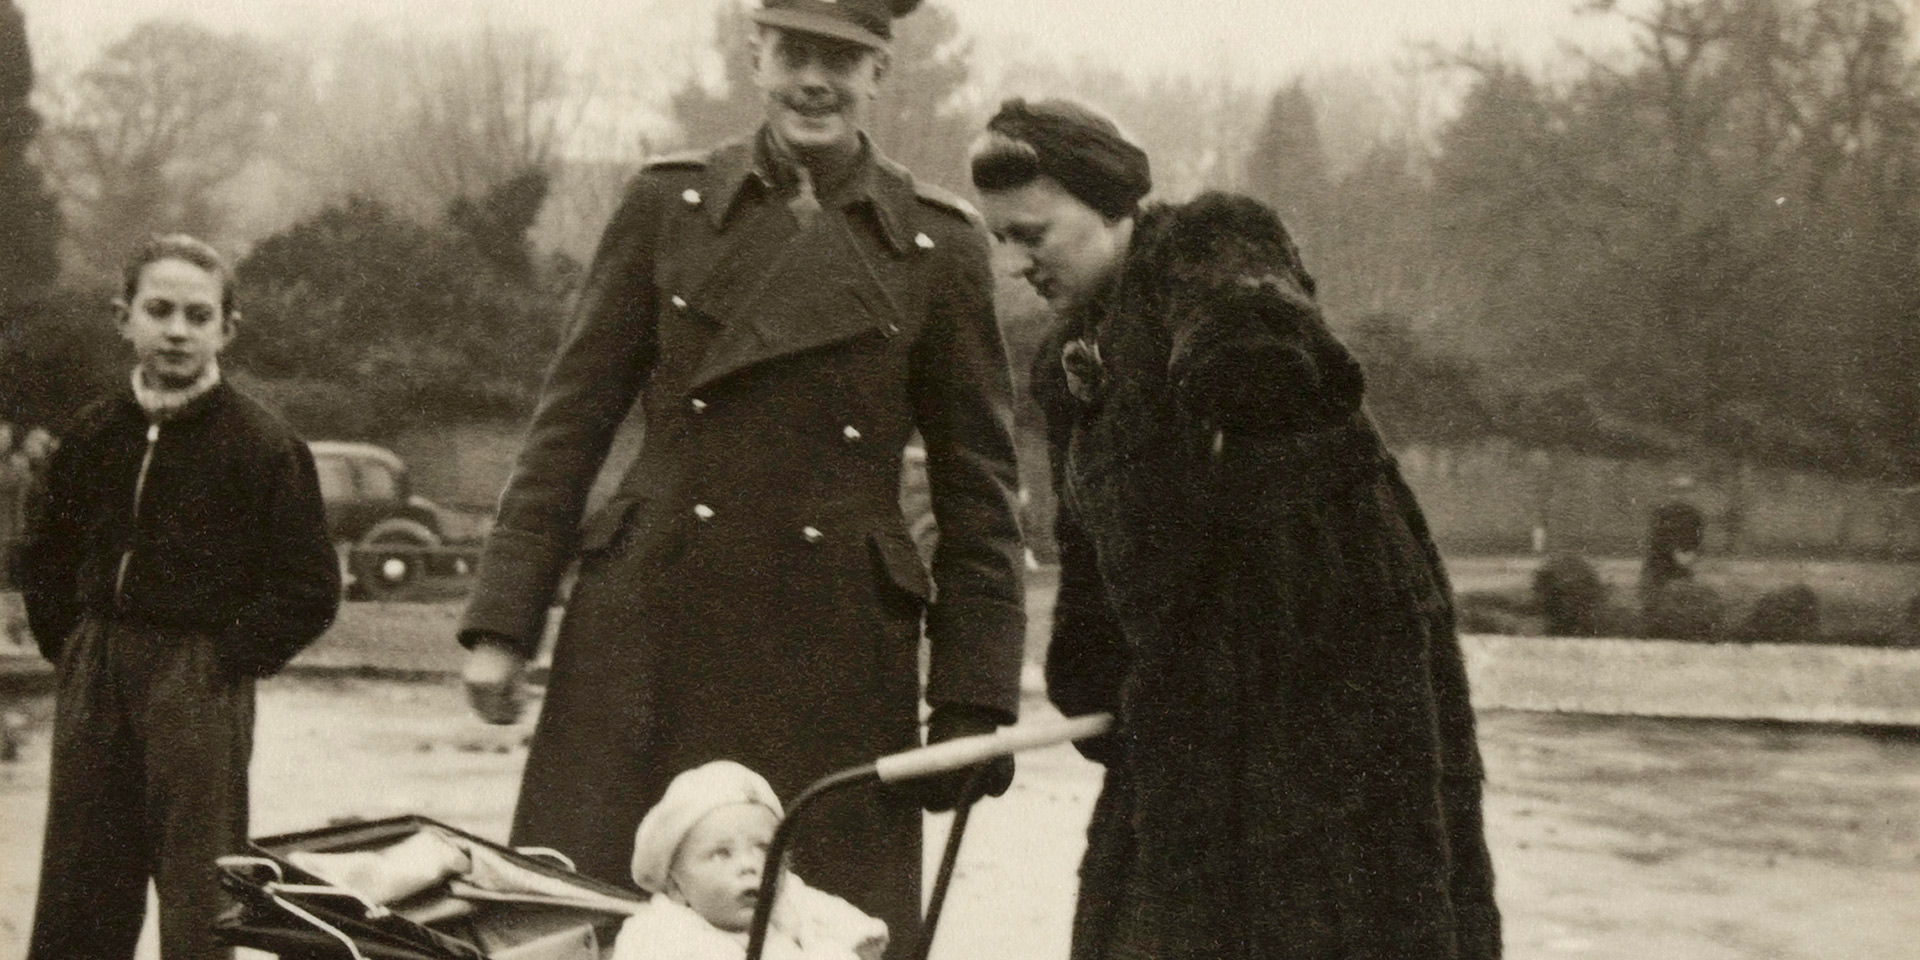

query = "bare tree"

[
  {"left": 399, "top": 26, "right": 580, "bottom": 206},
  {"left": 39, "top": 19, "right": 286, "bottom": 274},
  {"left": 282, "top": 24, "right": 586, "bottom": 219}
]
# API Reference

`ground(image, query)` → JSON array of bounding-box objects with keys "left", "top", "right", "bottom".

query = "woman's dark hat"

[
  {"left": 977, "top": 98, "right": 1152, "bottom": 219},
  {"left": 752, "top": 0, "right": 924, "bottom": 50}
]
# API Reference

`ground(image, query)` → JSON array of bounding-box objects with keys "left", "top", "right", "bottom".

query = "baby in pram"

[{"left": 615, "top": 760, "right": 888, "bottom": 960}]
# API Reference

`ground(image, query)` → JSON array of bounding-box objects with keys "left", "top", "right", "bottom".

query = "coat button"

[
  {"left": 690, "top": 398, "right": 708, "bottom": 414},
  {"left": 671, "top": 295, "right": 688, "bottom": 309},
  {"left": 801, "top": 526, "right": 825, "bottom": 544},
  {"left": 693, "top": 504, "right": 715, "bottom": 522},
  {"left": 914, "top": 232, "right": 935, "bottom": 250},
  {"left": 682, "top": 189, "right": 702, "bottom": 206},
  {"left": 842, "top": 425, "right": 862, "bottom": 443}
]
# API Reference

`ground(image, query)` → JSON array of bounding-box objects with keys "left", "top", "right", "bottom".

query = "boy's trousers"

[{"left": 29, "top": 617, "right": 254, "bottom": 960}]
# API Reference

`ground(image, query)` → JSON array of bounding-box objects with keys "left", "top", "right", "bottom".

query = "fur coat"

[{"left": 1036, "top": 193, "right": 1501, "bottom": 960}]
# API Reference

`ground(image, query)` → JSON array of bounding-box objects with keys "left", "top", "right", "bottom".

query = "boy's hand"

[{"left": 463, "top": 637, "right": 528, "bottom": 724}]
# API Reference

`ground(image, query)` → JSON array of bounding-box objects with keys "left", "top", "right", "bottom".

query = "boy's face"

[
  {"left": 117, "top": 257, "right": 235, "bottom": 389},
  {"left": 752, "top": 27, "right": 885, "bottom": 159},
  {"left": 666, "top": 802, "right": 779, "bottom": 933}
]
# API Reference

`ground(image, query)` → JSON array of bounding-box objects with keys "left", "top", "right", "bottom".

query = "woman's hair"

[
  {"left": 121, "top": 234, "right": 237, "bottom": 317},
  {"left": 969, "top": 97, "right": 1151, "bottom": 220},
  {"left": 968, "top": 128, "right": 1047, "bottom": 192}
]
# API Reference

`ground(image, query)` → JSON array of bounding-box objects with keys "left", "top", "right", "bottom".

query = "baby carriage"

[{"left": 214, "top": 713, "right": 1112, "bottom": 960}]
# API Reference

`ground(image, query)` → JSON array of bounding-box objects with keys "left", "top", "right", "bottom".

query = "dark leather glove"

[{"left": 894, "top": 704, "right": 1016, "bottom": 813}]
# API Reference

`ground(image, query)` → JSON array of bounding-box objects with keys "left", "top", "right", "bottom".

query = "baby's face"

[{"left": 667, "top": 803, "right": 779, "bottom": 932}]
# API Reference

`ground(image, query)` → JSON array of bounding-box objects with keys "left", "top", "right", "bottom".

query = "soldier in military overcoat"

[{"left": 456, "top": 1, "right": 1026, "bottom": 951}]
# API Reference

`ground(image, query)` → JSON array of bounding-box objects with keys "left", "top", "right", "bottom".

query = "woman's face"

[{"left": 979, "top": 177, "right": 1133, "bottom": 313}]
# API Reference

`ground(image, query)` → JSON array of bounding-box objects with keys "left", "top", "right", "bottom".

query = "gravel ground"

[{"left": 4, "top": 676, "right": 1920, "bottom": 959}]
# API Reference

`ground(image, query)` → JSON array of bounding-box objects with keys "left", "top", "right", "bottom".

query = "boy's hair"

[{"left": 121, "top": 234, "right": 237, "bottom": 317}]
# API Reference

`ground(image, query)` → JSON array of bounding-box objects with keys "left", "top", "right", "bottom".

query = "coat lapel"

[{"left": 685, "top": 145, "right": 913, "bottom": 392}]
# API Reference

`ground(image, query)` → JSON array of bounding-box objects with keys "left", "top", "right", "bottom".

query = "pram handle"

[
  {"left": 873, "top": 712, "right": 1113, "bottom": 783},
  {"left": 748, "top": 712, "right": 1115, "bottom": 960}
]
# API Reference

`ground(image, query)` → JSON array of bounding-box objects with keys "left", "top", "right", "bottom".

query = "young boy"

[
  {"left": 19, "top": 234, "right": 341, "bottom": 960},
  {"left": 616, "top": 761, "right": 888, "bottom": 960}
]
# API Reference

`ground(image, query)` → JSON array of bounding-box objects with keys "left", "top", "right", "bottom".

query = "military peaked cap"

[{"left": 752, "top": 0, "right": 924, "bottom": 49}]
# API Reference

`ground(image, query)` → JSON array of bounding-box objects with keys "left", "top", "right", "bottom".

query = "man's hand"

[
  {"left": 462, "top": 636, "right": 528, "bottom": 725},
  {"left": 895, "top": 704, "right": 1016, "bottom": 813}
]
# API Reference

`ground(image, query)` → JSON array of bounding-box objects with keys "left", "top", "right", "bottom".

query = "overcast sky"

[{"left": 20, "top": 0, "right": 1634, "bottom": 83}]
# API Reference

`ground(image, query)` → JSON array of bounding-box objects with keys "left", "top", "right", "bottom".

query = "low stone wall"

[
  {"left": 1461, "top": 634, "right": 1920, "bottom": 725},
  {"left": 12, "top": 602, "right": 1920, "bottom": 726}
]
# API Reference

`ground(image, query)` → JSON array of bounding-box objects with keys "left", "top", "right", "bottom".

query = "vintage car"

[{"left": 309, "top": 441, "right": 455, "bottom": 600}]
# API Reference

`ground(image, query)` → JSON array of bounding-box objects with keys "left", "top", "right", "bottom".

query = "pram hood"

[{"left": 216, "top": 815, "right": 644, "bottom": 960}]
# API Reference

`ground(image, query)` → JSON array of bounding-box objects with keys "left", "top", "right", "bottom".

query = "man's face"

[
  {"left": 752, "top": 27, "right": 885, "bottom": 157},
  {"left": 980, "top": 177, "right": 1134, "bottom": 313},
  {"left": 117, "top": 257, "right": 235, "bottom": 389}
]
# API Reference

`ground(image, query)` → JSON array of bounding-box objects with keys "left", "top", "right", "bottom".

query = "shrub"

[
  {"left": 1532, "top": 554, "right": 1606, "bottom": 636},
  {"left": 1732, "top": 584, "right": 1821, "bottom": 643}
]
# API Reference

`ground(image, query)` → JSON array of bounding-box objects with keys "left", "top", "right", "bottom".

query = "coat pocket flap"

[{"left": 868, "top": 531, "right": 932, "bottom": 601}]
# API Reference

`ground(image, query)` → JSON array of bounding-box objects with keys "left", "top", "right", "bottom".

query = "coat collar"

[{"left": 703, "top": 128, "right": 915, "bottom": 256}]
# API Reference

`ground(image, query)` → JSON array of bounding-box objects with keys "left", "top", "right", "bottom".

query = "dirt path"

[{"left": 4, "top": 678, "right": 1920, "bottom": 959}]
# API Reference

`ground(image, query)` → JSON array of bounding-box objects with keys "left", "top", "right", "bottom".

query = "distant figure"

[
  {"left": 1733, "top": 584, "right": 1821, "bottom": 643},
  {"left": 18, "top": 235, "right": 340, "bottom": 960},
  {"left": 1532, "top": 553, "right": 1607, "bottom": 636},
  {"left": 1640, "top": 499, "right": 1705, "bottom": 596},
  {"left": 1637, "top": 498, "right": 1716, "bottom": 638}
]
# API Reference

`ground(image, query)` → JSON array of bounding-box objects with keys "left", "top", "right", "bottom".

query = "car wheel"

[{"left": 352, "top": 517, "right": 441, "bottom": 601}]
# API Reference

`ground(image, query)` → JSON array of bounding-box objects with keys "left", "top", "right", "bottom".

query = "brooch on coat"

[{"left": 1061, "top": 337, "right": 1106, "bottom": 405}]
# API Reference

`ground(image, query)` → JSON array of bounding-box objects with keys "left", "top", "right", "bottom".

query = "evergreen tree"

[
  {"left": 1244, "top": 81, "right": 1331, "bottom": 251},
  {"left": 0, "top": 0, "right": 61, "bottom": 305}
]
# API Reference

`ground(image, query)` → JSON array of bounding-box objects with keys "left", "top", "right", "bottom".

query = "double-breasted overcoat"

[
  {"left": 460, "top": 132, "right": 1027, "bottom": 951},
  {"left": 1038, "top": 193, "right": 1501, "bottom": 960}
]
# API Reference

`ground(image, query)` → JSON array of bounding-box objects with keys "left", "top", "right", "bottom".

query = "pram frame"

[{"left": 217, "top": 713, "right": 1113, "bottom": 960}]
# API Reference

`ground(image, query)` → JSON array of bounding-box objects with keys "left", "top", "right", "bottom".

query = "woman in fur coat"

[{"left": 970, "top": 98, "right": 1501, "bottom": 960}]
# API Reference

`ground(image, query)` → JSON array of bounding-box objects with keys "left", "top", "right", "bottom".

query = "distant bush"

[
  {"left": 0, "top": 288, "right": 121, "bottom": 428},
  {"left": 231, "top": 181, "right": 565, "bottom": 440},
  {"left": 1532, "top": 554, "right": 1607, "bottom": 636},
  {"left": 1898, "top": 594, "right": 1920, "bottom": 649},
  {"left": 1732, "top": 584, "right": 1821, "bottom": 643}
]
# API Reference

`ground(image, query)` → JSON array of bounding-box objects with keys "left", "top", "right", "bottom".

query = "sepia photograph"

[{"left": 2, "top": 1, "right": 1918, "bottom": 958}]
